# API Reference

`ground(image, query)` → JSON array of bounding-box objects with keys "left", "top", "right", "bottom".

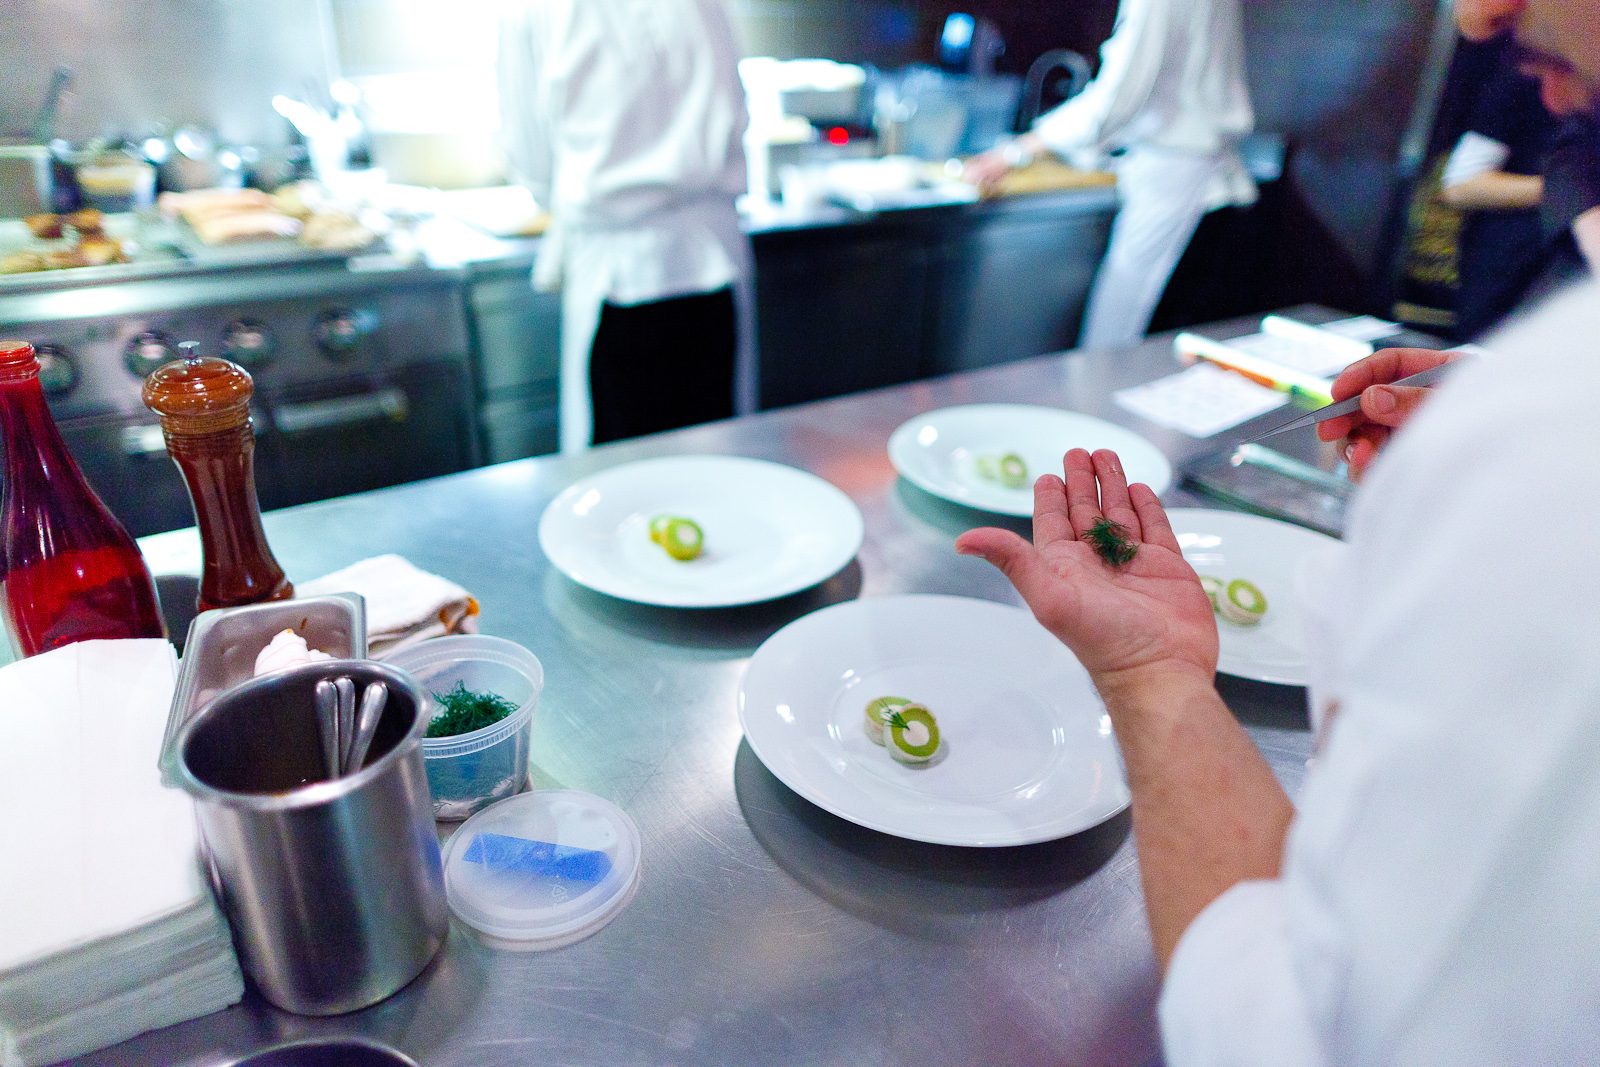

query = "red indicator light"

[{"left": 827, "top": 126, "right": 849, "bottom": 146}]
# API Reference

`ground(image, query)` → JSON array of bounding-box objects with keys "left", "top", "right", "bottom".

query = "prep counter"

[{"left": 67, "top": 313, "right": 1332, "bottom": 1067}]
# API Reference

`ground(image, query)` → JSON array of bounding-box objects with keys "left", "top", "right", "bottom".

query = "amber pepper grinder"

[{"left": 142, "top": 343, "right": 293, "bottom": 612}]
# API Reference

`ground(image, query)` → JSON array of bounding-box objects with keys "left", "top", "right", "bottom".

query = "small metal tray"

[
  {"left": 159, "top": 593, "right": 367, "bottom": 785},
  {"left": 1182, "top": 442, "right": 1353, "bottom": 539}
]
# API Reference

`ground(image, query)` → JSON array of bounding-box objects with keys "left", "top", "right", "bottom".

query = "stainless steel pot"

[{"left": 174, "top": 660, "right": 448, "bottom": 1016}]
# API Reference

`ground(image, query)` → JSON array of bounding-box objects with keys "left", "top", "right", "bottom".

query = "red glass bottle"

[
  {"left": 142, "top": 348, "right": 292, "bottom": 612},
  {"left": 0, "top": 340, "right": 166, "bottom": 657}
]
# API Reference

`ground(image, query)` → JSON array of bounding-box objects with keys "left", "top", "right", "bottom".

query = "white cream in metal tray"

[{"left": 159, "top": 593, "right": 367, "bottom": 786}]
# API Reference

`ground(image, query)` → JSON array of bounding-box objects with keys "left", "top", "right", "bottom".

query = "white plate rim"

[
  {"left": 1167, "top": 506, "right": 1340, "bottom": 686},
  {"left": 887, "top": 403, "right": 1175, "bottom": 516},
  {"left": 538, "top": 454, "right": 865, "bottom": 608},
  {"left": 737, "top": 593, "right": 1131, "bottom": 847}
]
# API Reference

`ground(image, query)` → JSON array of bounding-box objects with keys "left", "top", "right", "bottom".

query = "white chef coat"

[
  {"left": 497, "top": 0, "right": 754, "bottom": 452},
  {"left": 1029, "top": 0, "right": 1256, "bottom": 349},
  {"left": 1160, "top": 281, "right": 1600, "bottom": 1065}
]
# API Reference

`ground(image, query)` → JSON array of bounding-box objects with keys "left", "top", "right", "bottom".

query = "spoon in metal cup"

[
  {"left": 343, "top": 681, "right": 389, "bottom": 775},
  {"left": 314, "top": 679, "right": 341, "bottom": 780}
]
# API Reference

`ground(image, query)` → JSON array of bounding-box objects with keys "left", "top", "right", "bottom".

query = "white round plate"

[
  {"left": 738, "top": 595, "right": 1129, "bottom": 846},
  {"left": 538, "top": 455, "right": 864, "bottom": 608},
  {"left": 888, "top": 404, "right": 1173, "bottom": 516},
  {"left": 1168, "top": 507, "right": 1340, "bottom": 686}
]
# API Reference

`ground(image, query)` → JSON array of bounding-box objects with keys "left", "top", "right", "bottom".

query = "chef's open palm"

[{"left": 956, "top": 449, "right": 1218, "bottom": 684}]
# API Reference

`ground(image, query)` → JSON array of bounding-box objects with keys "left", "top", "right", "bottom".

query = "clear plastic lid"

[{"left": 441, "top": 789, "right": 641, "bottom": 951}]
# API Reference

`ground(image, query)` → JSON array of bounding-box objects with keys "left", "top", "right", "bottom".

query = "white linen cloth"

[
  {"left": 1029, "top": 0, "right": 1256, "bottom": 348},
  {"left": 1159, "top": 281, "right": 1600, "bottom": 1065},
  {"left": 0, "top": 639, "right": 243, "bottom": 1067},
  {"left": 296, "top": 554, "right": 479, "bottom": 658},
  {"left": 498, "top": 0, "right": 755, "bottom": 452}
]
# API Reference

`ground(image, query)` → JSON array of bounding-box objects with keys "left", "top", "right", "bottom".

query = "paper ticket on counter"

[{"left": 1114, "top": 363, "right": 1288, "bottom": 438}]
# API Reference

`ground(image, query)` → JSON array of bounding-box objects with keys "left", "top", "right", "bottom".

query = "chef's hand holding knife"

[{"left": 1317, "top": 347, "right": 1463, "bottom": 481}]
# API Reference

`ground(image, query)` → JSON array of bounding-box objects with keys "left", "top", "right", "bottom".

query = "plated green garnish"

[
  {"left": 1085, "top": 517, "right": 1137, "bottom": 568},
  {"left": 426, "top": 681, "right": 518, "bottom": 738}
]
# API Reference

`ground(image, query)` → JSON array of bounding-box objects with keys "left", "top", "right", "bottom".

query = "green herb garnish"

[
  {"left": 1085, "top": 517, "right": 1137, "bottom": 568},
  {"left": 425, "top": 681, "right": 518, "bottom": 738}
]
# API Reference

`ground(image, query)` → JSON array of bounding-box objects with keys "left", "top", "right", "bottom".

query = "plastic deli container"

[{"left": 385, "top": 635, "right": 544, "bottom": 821}]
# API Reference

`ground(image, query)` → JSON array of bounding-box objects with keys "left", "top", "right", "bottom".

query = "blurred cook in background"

[
  {"left": 498, "top": 0, "right": 754, "bottom": 452},
  {"left": 965, "top": 0, "right": 1256, "bottom": 350},
  {"left": 1459, "top": 0, "right": 1600, "bottom": 273}
]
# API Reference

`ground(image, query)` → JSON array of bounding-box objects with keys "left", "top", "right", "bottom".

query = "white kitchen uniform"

[
  {"left": 1030, "top": 0, "right": 1256, "bottom": 349},
  {"left": 498, "top": 0, "right": 754, "bottom": 452},
  {"left": 1160, "top": 282, "right": 1600, "bottom": 1065}
]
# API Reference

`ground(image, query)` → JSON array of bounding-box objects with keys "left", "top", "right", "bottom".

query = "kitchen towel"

[{"left": 297, "top": 553, "right": 479, "bottom": 658}]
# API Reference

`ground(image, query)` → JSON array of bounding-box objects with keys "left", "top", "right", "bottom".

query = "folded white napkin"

[
  {"left": 297, "top": 554, "right": 479, "bottom": 658},
  {"left": 0, "top": 640, "right": 243, "bottom": 1066}
]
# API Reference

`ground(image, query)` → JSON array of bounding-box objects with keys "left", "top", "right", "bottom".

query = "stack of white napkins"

[
  {"left": 297, "top": 553, "right": 479, "bottom": 659},
  {"left": 0, "top": 640, "right": 243, "bottom": 1067}
]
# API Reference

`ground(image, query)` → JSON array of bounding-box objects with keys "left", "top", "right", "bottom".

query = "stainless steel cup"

[{"left": 175, "top": 660, "right": 447, "bottom": 1016}]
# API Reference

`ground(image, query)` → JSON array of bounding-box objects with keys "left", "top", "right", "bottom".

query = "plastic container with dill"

[{"left": 385, "top": 635, "right": 544, "bottom": 820}]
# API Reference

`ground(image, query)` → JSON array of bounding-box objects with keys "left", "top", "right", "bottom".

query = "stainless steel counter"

[{"left": 69, "top": 319, "right": 1328, "bottom": 1067}]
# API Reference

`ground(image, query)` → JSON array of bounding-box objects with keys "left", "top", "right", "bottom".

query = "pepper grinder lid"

[{"left": 142, "top": 342, "right": 255, "bottom": 433}]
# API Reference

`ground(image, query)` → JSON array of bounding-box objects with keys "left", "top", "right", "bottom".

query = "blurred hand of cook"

[
  {"left": 961, "top": 150, "right": 1014, "bottom": 193},
  {"left": 956, "top": 448, "right": 1219, "bottom": 693},
  {"left": 1317, "top": 347, "right": 1459, "bottom": 481}
]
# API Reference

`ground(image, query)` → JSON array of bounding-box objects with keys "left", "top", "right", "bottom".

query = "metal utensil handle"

[
  {"left": 314, "top": 680, "right": 342, "bottom": 780},
  {"left": 334, "top": 676, "right": 357, "bottom": 776},
  {"left": 345, "top": 682, "right": 389, "bottom": 774}
]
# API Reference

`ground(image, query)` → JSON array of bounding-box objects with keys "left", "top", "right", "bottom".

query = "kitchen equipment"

[
  {"left": 888, "top": 404, "right": 1174, "bottom": 516},
  {"left": 0, "top": 340, "right": 164, "bottom": 657},
  {"left": 1, "top": 264, "right": 481, "bottom": 537},
  {"left": 74, "top": 152, "right": 156, "bottom": 213},
  {"left": 1241, "top": 360, "right": 1457, "bottom": 443},
  {"left": 1183, "top": 442, "right": 1353, "bottom": 538},
  {"left": 1019, "top": 49, "right": 1092, "bottom": 128},
  {"left": 0, "top": 144, "right": 54, "bottom": 217},
  {"left": 537, "top": 455, "right": 865, "bottom": 608},
  {"left": 160, "top": 592, "right": 366, "bottom": 784},
  {"left": 142, "top": 351, "right": 294, "bottom": 611},
  {"left": 346, "top": 680, "right": 388, "bottom": 774},
  {"left": 174, "top": 658, "right": 448, "bottom": 1016},
  {"left": 441, "top": 790, "right": 641, "bottom": 950},
  {"left": 386, "top": 634, "right": 544, "bottom": 820},
  {"left": 229, "top": 1039, "right": 419, "bottom": 1066},
  {"left": 738, "top": 594, "right": 1130, "bottom": 846},
  {"left": 940, "top": 14, "right": 1005, "bottom": 77}
]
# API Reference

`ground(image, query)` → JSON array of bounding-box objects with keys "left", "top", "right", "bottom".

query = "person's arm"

[
  {"left": 955, "top": 448, "right": 1294, "bottom": 969},
  {"left": 964, "top": 0, "right": 1160, "bottom": 191},
  {"left": 1440, "top": 170, "right": 1543, "bottom": 209},
  {"left": 496, "top": 3, "right": 556, "bottom": 209},
  {"left": 1315, "top": 348, "right": 1460, "bottom": 481}
]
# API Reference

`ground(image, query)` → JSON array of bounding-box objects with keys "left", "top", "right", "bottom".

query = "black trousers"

[{"left": 588, "top": 287, "right": 737, "bottom": 446}]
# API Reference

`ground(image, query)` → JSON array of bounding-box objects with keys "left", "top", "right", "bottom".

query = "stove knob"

[
  {"left": 314, "top": 308, "right": 376, "bottom": 362},
  {"left": 124, "top": 331, "right": 177, "bottom": 378},
  {"left": 221, "top": 319, "right": 277, "bottom": 368},
  {"left": 33, "top": 344, "right": 79, "bottom": 397}
]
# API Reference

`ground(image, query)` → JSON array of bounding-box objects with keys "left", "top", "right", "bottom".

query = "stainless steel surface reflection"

[
  {"left": 82, "top": 313, "right": 1339, "bottom": 1066},
  {"left": 176, "top": 661, "right": 448, "bottom": 1017},
  {"left": 227, "top": 1038, "right": 420, "bottom": 1067}
]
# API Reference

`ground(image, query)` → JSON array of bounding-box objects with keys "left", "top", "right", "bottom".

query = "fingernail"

[{"left": 1369, "top": 387, "right": 1396, "bottom": 415}]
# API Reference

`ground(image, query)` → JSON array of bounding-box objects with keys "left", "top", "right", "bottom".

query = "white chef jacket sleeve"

[
  {"left": 497, "top": 3, "right": 555, "bottom": 208},
  {"left": 1160, "top": 880, "right": 1325, "bottom": 1067},
  {"left": 1030, "top": 0, "right": 1166, "bottom": 157}
]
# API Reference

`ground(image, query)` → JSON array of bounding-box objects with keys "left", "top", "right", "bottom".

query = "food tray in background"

[{"left": 159, "top": 593, "right": 367, "bottom": 785}]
